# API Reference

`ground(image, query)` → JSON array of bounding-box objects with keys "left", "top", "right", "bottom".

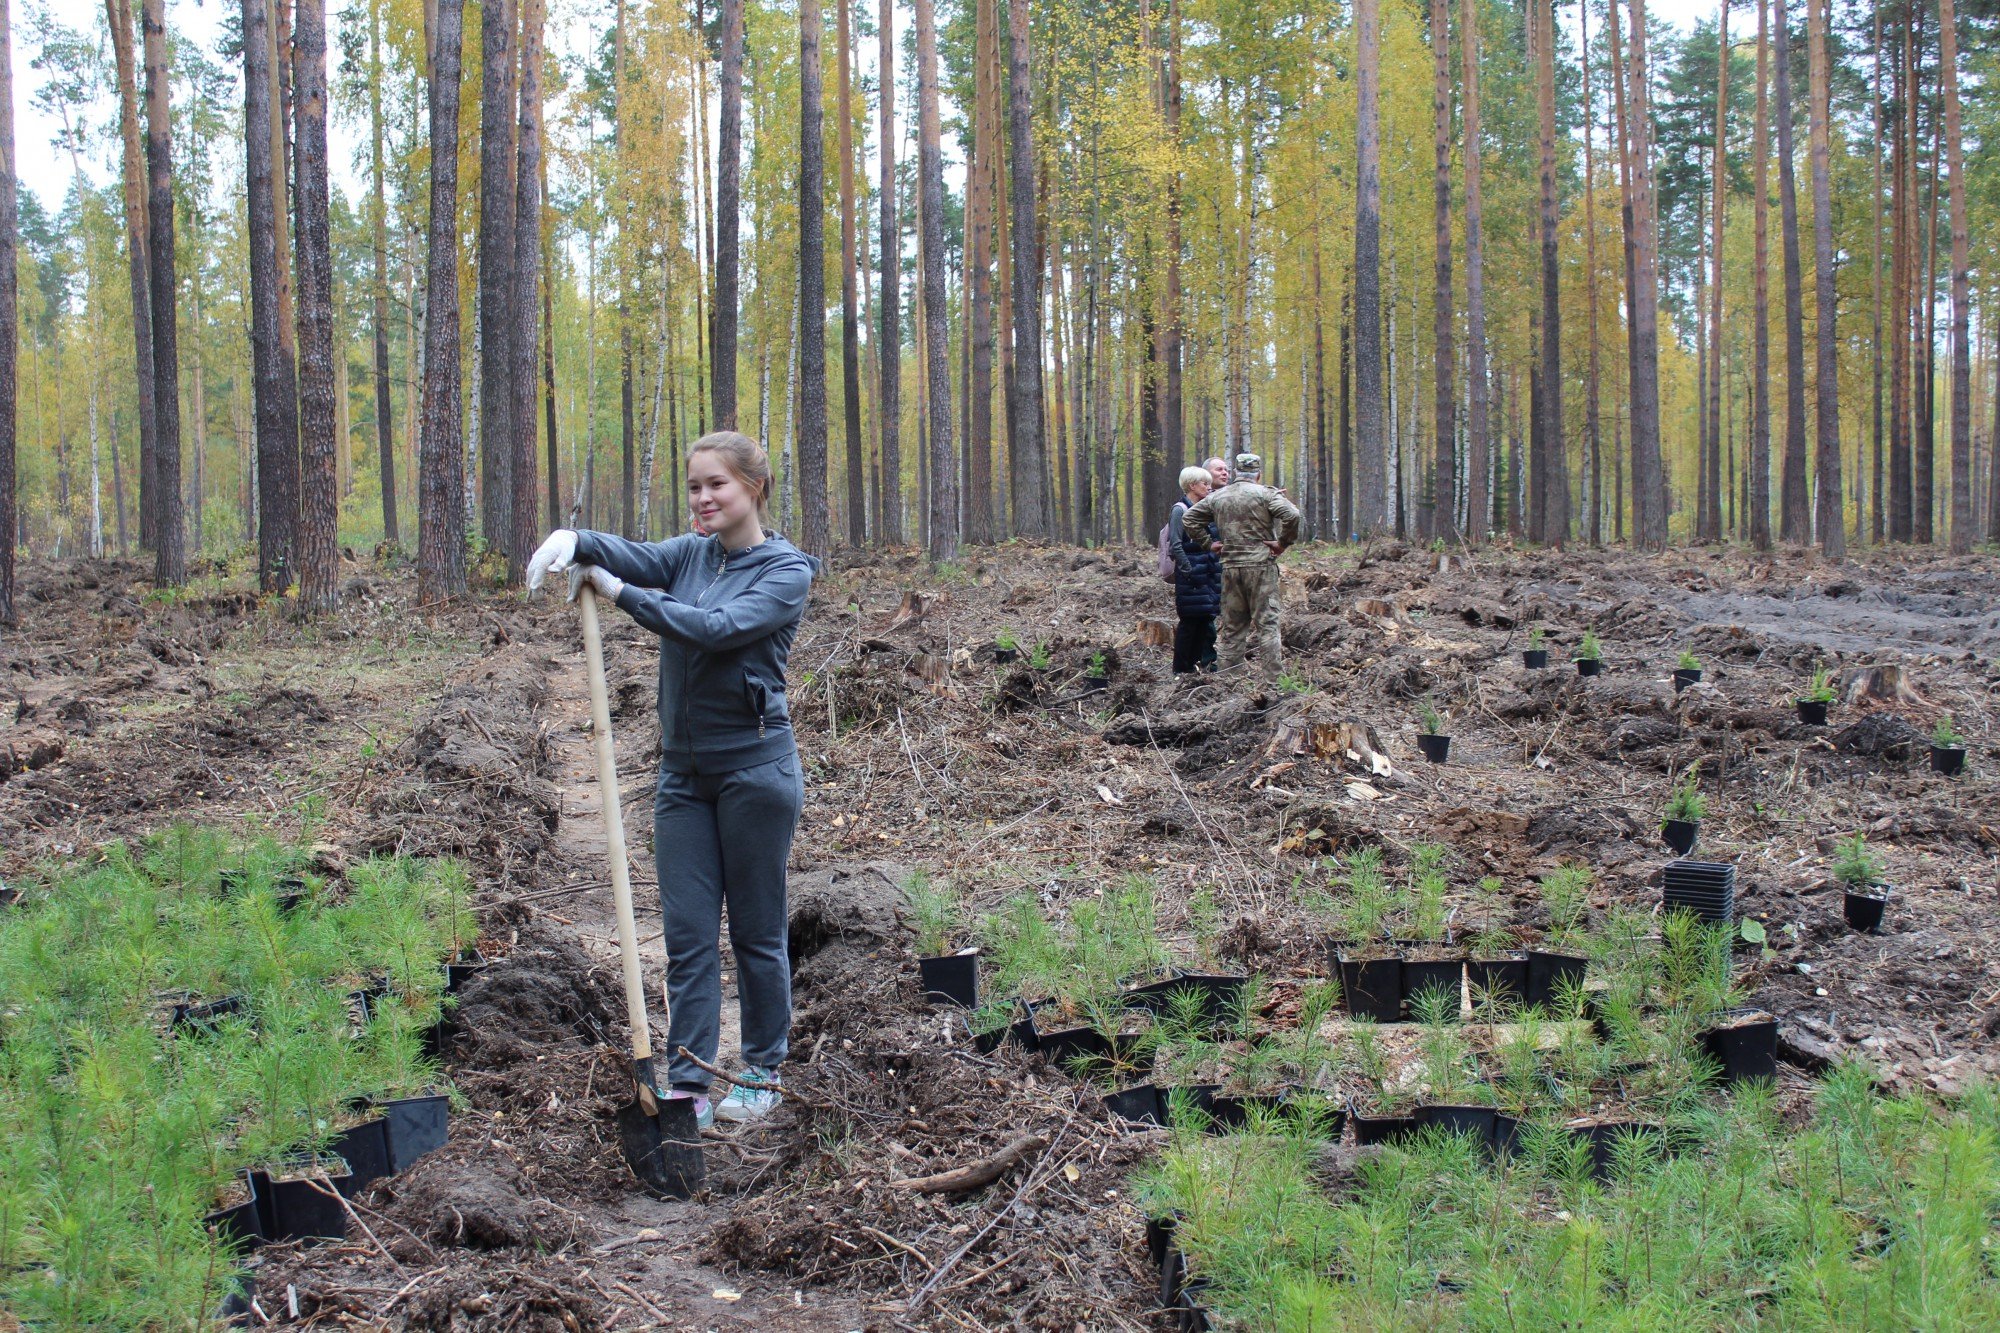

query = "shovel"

[{"left": 577, "top": 581, "right": 705, "bottom": 1198}]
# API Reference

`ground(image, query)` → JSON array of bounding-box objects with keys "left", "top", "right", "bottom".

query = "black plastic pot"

[
  {"left": 1931, "top": 745, "right": 1966, "bottom": 776},
  {"left": 251, "top": 1157, "right": 353, "bottom": 1242},
  {"left": 203, "top": 1174, "right": 265, "bottom": 1250},
  {"left": 1526, "top": 950, "right": 1588, "bottom": 1010},
  {"left": 1027, "top": 1003, "right": 1138, "bottom": 1073},
  {"left": 994, "top": 646, "right": 1019, "bottom": 664},
  {"left": 1568, "top": 1119, "right": 1664, "bottom": 1181},
  {"left": 1102, "top": 1083, "right": 1165, "bottom": 1126},
  {"left": 1337, "top": 952, "right": 1403, "bottom": 1023},
  {"left": 1176, "top": 1278, "right": 1212, "bottom": 1333},
  {"left": 1399, "top": 952, "right": 1466, "bottom": 1017},
  {"left": 1122, "top": 970, "right": 1249, "bottom": 1028},
  {"left": 1413, "top": 1103, "right": 1498, "bottom": 1147},
  {"left": 1491, "top": 1112, "right": 1524, "bottom": 1159},
  {"left": 1661, "top": 818, "right": 1701, "bottom": 856},
  {"left": 1467, "top": 952, "right": 1529, "bottom": 1008},
  {"left": 1576, "top": 657, "right": 1604, "bottom": 677},
  {"left": 1082, "top": 673, "right": 1110, "bottom": 693},
  {"left": 445, "top": 950, "right": 490, "bottom": 994},
  {"left": 1843, "top": 887, "right": 1890, "bottom": 933},
  {"left": 1349, "top": 1103, "right": 1416, "bottom": 1146},
  {"left": 172, "top": 995, "right": 248, "bottom": 1035},
  {"left": 1522, "top": 648, "right": 1550, "bottom": 669},
  {"left": 376, "top": 1093, "right": 449, "bottom": 1172},
  {"left": 274, "top": 876, "right": 310, "bottom": 914},
  {"left": 1416, "top": 733, "right": 1452, "bottom": 763},
  {"left": 917, "top": 949, "right": 980, "bottom": 1007},
  {"left": 1165, "top": 1084, "right": 1222, "bottom": 1130},
  {"left": 1673, "top": 668, "right": 1703, "bottom": 691},
  {"left": 1207, "top": 1090, "right": 1291, "bottom": 1131},
  {"left": 328, "top": 1117, "right": 393, "bottom": 1196},
  {"left": 1701, "top": 1008, "right": 1779, "bottom": 1086},
  {"left": 1796, "top": 698, "right": 1830, "bottom": 725},
  {"left": 1662, "top": 859, "right": 1738, "bottom": 925}
]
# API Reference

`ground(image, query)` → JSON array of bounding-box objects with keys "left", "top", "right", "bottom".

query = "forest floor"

[{"left": 3, "top": 536, "right": 1997, "bottom": 1330}]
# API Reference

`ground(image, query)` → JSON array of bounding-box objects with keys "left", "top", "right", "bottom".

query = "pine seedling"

[
  {"left": 1831, "top": 832, "right": 1883, "bottom": 890},
  {"left": 1677, "top": 648, "right": 1702, "bottom": 671},
  {"left": 1932, "top": 714, "right": 1964, "bottom": 748},
  {"left": 1574, "top": 630, "right": 1604, "bottom": 662},
  {"left": 1802, "top": 661, "right": 1839, "bottom": 703},
  {"left": 901, "top": 870, "right": 961, "bottom": 957},
  {"left": 1663, "top": 768, "right": 1706, "bottom": 823}
]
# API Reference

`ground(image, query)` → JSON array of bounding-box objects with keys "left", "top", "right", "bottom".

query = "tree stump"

[{"left": 1842, "top": 663, "right": 1926, "bottom": 708}]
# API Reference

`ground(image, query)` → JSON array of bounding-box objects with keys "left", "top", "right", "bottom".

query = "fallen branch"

[
  {"left": 674, "top": 1045, "right": 836, "bottom": 1112},
  {"left": 889, "top": 1132, "right": 1047, "bottom": 1194}
]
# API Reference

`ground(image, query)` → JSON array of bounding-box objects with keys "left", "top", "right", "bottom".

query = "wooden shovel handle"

[{"left": 579, "top": 584, "right": 656, "bottom": 1067}]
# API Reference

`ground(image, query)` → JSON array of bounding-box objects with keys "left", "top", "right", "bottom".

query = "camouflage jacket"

[{"left": 1181, "top": 482, "right": 1302, "bottom": 568}]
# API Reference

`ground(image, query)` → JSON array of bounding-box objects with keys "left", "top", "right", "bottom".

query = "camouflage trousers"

[{"left": 1218, "top": 564, "right": 1282, "bottom": 678}]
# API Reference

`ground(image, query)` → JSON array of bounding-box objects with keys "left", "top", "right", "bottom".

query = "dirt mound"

[
  {"left": 450, "top": 935, "right": 620, "bottom": 1071},
  {"left": 384, "top": 1148, "right": 591, "bottom": 1251},
  {"left": 1833, "top": 712, "right": 1926, "bottom": 761}
]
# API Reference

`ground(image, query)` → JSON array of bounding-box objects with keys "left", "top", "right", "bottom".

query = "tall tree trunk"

[
  {"left": 614, "top": 0, "right": 635, "bottom": 535},
  {"left": 479, "top": 0, "right": 517, "bottom": 549},
  {"left": 1869, "top": 4, "right": 1884, "bottom": 543},
  {"left": 507, "top": 0, "right": 545, "bottom": 579},
  {"left": 1774, "top": 0, "right": 1809, "bottom": 542},
  {"left": 798, "top": 0, "right": 830, "bottom": 556},
  {"left": 368, "top": 0, "right": 399, "bottom": 546},
  {"left": 418, "top": 0, "right": 466, "bottom": 601},
  {"left": 914, "top": 0, "right": 956, "bottom": 560},
  {"left": 876, "top": 0, "right": 901, "bottom": 544},
  {"left": 141, "top": 0, "right": 184, "bottom": 584},
  {"left": 1460, "top": 0, "right": 1489, "bottom": 540},
  {"left": 1352, "top": 0, "right": 1385, "bottom": 535},
  {"left": 1805, "top": 0, "right": 1842, "bottom": 556},
  {"left": 544, "top": 227, "right": 559, "bottom": 530},
  {"left": 1339, "top": 294, "right": 1352, "bottom": 537},
  {"left": 107, "top": 0, "right": 160, "bottom": 554},
  {"left": 835, "top": 0, "right": 864, "bottom": 544},
  {"left": 1750, "top": 0, "right": 1772, "bottom": 549},
  {"left": 1006, "top": 0, "right": 1046, "bottom": 539},
  {"left": 1312, "top": 234, "right": 1329, "bottom": 537},
  {"left": 1163, "top": 0, "right": 1184, "bottom": 527},
  {"left": 292, "top": 0, "right": 337, "bottom": 611},
  {"left": 1888, "top": 2, "right": 1911, "bottom": 541},
  {"left": 243, "top": 0, "right": 298, "bottom": 591},
  {"left": 1580, "top": 0, "right": 1603, "bottom": 546},
  {"left": 0, "top": 0, "right": 12, "bottom": 623},
  {"left": 1703, "top": 0, "right": 1729, "bottom": 544},
  {"left": 1914, "top": 62, "right": 1937, "bottom": 546},
  {"left": 964, "top": 0, "right": 997, "bottom": 544},
  {"left": 1622, "top": 0, "right": 1667, "bottom": 547},
  {"left": 1429, "top": 0, "right": 1456, "bottom": 542},
  {"left": 715, "top": 0, "right": 742, "bottom": 430},
  {"left": 1937, "top": 0, "right": 1967, "bottom": 551},
  {"left": 1535, "top": 0, "right": 1565, "bottom": 545}
]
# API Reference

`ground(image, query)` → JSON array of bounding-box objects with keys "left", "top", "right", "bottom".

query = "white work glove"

[
  {"left": 566, "top": 563, "right": 625, "bottom": 604},
  {"left": 525, "top": 529, "right": 578, "bottom": 592}
]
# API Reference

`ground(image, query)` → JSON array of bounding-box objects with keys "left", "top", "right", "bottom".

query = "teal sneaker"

[
  {"left": 714, "top": 1066, "right": 783, "bottom": 1123},
  {"left": 665, "top": 1091, "right": 713, "bottom": 1131}
]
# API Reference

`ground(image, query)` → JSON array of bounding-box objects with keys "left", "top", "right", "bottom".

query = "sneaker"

[
  {"left": 713, "top": 1066, "right": 783, "bottom": 1123},
  {"left": 664, "top": 1090, "right": 713, "bottom": 1131}
]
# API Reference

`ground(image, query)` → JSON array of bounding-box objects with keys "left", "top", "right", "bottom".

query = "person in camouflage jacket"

[{"left": 1178, "top": 453, "right": 1301, "bottom": 679}]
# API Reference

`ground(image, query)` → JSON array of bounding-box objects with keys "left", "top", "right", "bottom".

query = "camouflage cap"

[{"left": 1234, "top": 452, "right": 1262, "bottom": 478}]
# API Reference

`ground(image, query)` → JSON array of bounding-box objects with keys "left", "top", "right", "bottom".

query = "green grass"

[{"left": 0, "top": 826, "right": 466, "bottom": 1326}]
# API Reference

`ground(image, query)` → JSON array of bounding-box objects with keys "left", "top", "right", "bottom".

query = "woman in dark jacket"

[
  {"left": 528, "top": 432, "right": 816, "bottom": 1130},
  {"left": 1169, "top": 466, "right": 1222, "bottom": 674}
]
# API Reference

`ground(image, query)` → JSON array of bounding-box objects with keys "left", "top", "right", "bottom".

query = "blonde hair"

[
  {"left": 1178, "top": 466, "right": 1212, "bottom": 495},
  {"left": 686, "top": 431, "right": 774, "bottom": 518}
]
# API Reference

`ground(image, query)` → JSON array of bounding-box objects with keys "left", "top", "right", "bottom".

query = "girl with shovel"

[{"left": 528, "top": 432, "right": 816, "bottom": 1130}]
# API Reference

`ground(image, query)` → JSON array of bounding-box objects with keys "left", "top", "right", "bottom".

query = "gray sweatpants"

[{"left": 653, "top": 751, "right": 805, "bottom": 1092}]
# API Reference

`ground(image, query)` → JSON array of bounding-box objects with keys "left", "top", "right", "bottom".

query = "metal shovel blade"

[{"left": 614, "top": 1059, "right": 704, "bottom": 1199}]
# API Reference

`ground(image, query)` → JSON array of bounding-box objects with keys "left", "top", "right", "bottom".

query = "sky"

[{"left": 9, "top": 0, "right": 1723, "bottom": 235}]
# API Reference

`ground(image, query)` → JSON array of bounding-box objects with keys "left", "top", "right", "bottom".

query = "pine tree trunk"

[
  {"left": 367, "top": 0, "right": 399, "bottom": 547},
  {"left": 1804, "top": 0, "right": 1842, "bottom": 556},
  {"left": 715, "top": 0, "right": 743, "bottom": 431},
  {"left": 1460, "top": 0, "right": 1489, "bottom": 541},
  {"left": 833, "top": 0, "right": 863, "bottom": 544},
  {"left": 107, "top": 0, "right": 160, "bottom": 554},
  {"left": 964, "top": 0, "right": 997, "bottom": 544},
  {"left": 1750, "top": 0, "right": 1773, "bottom": 550},
  {"left": 876, "top": 0, "right": 900, "bottom": 544},
  {"left": 1535, "top": 0, "right": 1565, "bottom": 546},
  {"left": 291, "top": 0, "right": 337, "bottom": 611},
  {"left": 1914, "top": 81, "right": 1937, "bottom": 546},
  {"left": 478, "top": 0, "right": 517, "bottom": 550},
  {"left": 1888, "top": 5, "right": 1911, "bottom": 541},
  {"left": 417, "top": 0, "right": 466, "bottom": 601},
  {"left": 1703, "top": 0, "right": 1729, "bottom": 545},
  {"left": 141, "top": 0, "right": 184, "bottom": 584},
  {"left": 1580, "top": 0, "right": 1602, "bottom": 546},
  {"left": 1621, "top": 0, "right": 1667, "bottom": 547},
  {"left": 506, "top": 0, "right": 545, "bottom": 580},
  {"left": 1773, "top": 0, "right": 1809, "bottom": 542},
  {"left": 243, "top": 0, "right": 297, "bottom": 590},
  {"left": 1869, "top": 5, "right": 1884, "bottom": 544},
  {"left": 543, "top": 226, "right": 559, "bottom": 530},
  {"left": 1429, "top": 0, "right": 1456, "bottom": 542},
  {"left": 915, "top": 0, "right": 956, "bottom": 560},
  {"left": 1352, "top": 0, "right": 1385, "bottom": 535},
  {"left": 797, "top": 0, "right": 830, "bottom": 556},
  {"left": 0, "top": 0, "right": 13, "bottom": 623},
  {"left": 1005, "top": 0, "right": 1046, "bottom": 540}
]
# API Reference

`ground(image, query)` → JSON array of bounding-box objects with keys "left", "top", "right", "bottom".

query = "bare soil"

[{"left": 2, "top": 539, "right": 1995, "bottom": 1329}]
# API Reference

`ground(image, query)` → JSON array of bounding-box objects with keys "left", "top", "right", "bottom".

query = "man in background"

[{"left": 1179, "top": 453, "right": 1300, "bottom": 681}]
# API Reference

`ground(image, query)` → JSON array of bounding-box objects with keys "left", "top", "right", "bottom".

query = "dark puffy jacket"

[
  {"left": 575, "top": 529, "right": 819, "bottom": 775},
  {"left": 1169, "top": 500, "right": 1222, "bottom": 618}
]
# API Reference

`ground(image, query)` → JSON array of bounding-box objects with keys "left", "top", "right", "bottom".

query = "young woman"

[
  {"left": 1168, "top": 465, "right": 1222, "bottom": 674},
  {"left": 527, "top": 432, "right": 816, "bottom": 1127}
]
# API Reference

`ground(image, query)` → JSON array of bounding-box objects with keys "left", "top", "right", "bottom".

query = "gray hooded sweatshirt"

[{"left": 575, "top": 529, "right": 819, "bottom": 774}]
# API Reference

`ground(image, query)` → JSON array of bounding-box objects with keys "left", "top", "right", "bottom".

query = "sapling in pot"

[
  {"left": 1527, "top": 864, "right": 1593, "bottom": 1011},
  {"left": 1345, "top": 1018, "right": 1415, "bottom": 1144},
  {"left": 1833, "top": 832, "right": 1891, "bottom": 933},
  {"left": 1522, "top": 626, "right": 1550, "bottom": 669},
  {"left": 1083, "top": 650, "right": 1111, "bottom": 690},
  {"left": 903, "top": 871, "right": 978, "bottom": 1007},
  {"left": 993, "top": 627, "right": 1020, "bottom": 663},
  {"left": 1414, "top": 696, "right": 1451, "bottom": 763},
  {"left": 1395, "top": 845, "right": 1464, "bottom": 1016},
  {"left": 1573, "top": 630, "right": 1605, "bottom": 677},
  {"left": 1673, "top": 649, "right": 1703, "bottom": 691},
  {"left": 1930, "top": 715, "right": 1967, "bottom": 776},
  {"left": 1331, "top": 850, "right": 1402, "bottom": 1022},
  {"left": 1661, "top": 767, "right": 1705, "bottom": 856},
  {"left": 1796, "top": 662, "right": 1837, "bottom": 725},
  {"left": 1467, "top": 922, "right": 1528, "bottom": 1017},
  {"left": 1410, "top": 986, "right": 1497, "bottom": 1147}
]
